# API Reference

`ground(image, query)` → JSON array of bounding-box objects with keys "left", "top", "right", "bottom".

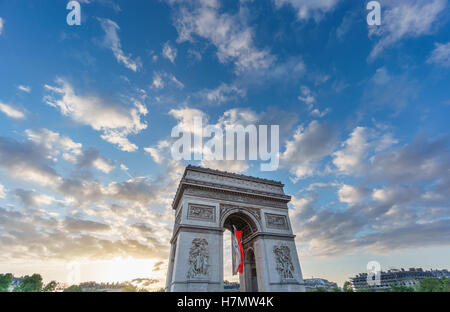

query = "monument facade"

[{"left": 165, "top": 166, "right": 306, "bottom": 292}]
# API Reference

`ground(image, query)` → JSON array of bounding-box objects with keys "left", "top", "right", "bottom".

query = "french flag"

[{"left": 232, "top": 225, "right": 244, "bottom": 275}]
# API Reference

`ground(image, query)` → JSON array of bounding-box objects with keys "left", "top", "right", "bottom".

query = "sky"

[{"left": 0, "top": 0, "right": 449, "bottom": 289}]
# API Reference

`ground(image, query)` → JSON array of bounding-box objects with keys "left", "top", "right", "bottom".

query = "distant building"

[
  {"left": 223, "top": 280, "right": 240, "bottom": 292},
  {"left": 8, "top": 277, "right": 23, "bottom": 292},
  {"left": 351, "top": 268, "right": 450, "bottom": 291},
  {"left": 304, "top": 278, "right": 338, "bottom": 291},
  {"left": 79, "top": 281, "right": 126, "bottom": 292}
]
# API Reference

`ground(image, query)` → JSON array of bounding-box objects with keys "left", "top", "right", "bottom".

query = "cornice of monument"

[
  {"left": 172, "top": 166, "right": 291, "bottom": 209},
  {"left": 184, "top": 165, "right": 285, "bottom": 187}
]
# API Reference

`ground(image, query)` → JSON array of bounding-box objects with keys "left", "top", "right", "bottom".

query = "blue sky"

[{"left": 0, "top": 0, "right": 449, "bottom": 288}]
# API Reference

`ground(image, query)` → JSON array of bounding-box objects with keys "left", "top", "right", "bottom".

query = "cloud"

[
  {"left": 146, "top": 106, "right": 296, "bottom": 174},
  {"left": 0, "top": 207, "right": 169, "bottom": 262},
  {"left": 0, "top": 101, "right": 26, "bottom": 119},
  {"left": 17, "top": 85, "right": 31, "bottom": 93},
  {"left": 44, "top": 78, "right": 148, "bottom": 152},
  {"left": 290, "top": 130, "right": 450, "bottom": 257},
  {"left": 98, "top": 18, "right": 142, "bottom": 71},
  {"left": 298, "top": 86, "right": 330, "bottom": 118},
  {"left": 25, "top": 128, "right": 82, "bottom": 162},
  {"left": 64, "top": 216, "right": 111, "bottom": 232},
  {"left": 369, "top": 135, "right": 449, "bottom": 183},
  {"left": 291, "top": 189, "right": 450, "bottom": 257},
  {"left": 338, "top": 184, "right": 368, "bottom": 205},
  {"left": 298, "top": 86, "right": 315, "bottom": 108},
  {"left": 13, "top": 189, "right": 55, "bottom": 208},
  {"left": 332, "top": 127, "right": 370, "bottom": 175},
  {"left": 0, "top": 184, "right": 5, "bottom": 199},
  {"left": 361, "top": 67, "right": 418, "bottom": 115},
  {"left": 0, "top": 136, "right": 62, "bottom": 186},
  {"left": 196, "top": 83, "right": 246, "bottom": 106},
  {"left": 0, "top": 17, "right": 4, "bottom": 35},
  {"left": 369, "top": 0, "right": 447, "bottom": 60},
  {"left": 162, "top": 41, "right": 177, "bottom": 63},
  {"left": 427, "top": 42, "right": 450, "bottom": 67},
  {"left": 151, "top": 71, "right": 184, "bottom": 90},
  {"left": 171, "top": 0, "right": 275, "bottom": 73},
  {"left": 273, "top": 0, "right": 340, "bottom": 21},
  {"left": 76, "top": 147, "right": 115, "bottom": 173},
  {"left": 281, "top": 120, "right": 337, "bottom": 180}
]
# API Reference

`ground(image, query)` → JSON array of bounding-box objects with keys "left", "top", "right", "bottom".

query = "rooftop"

[
  {"left": 184, "top": 165, "right": 284, "bottom": 187},
  {"left": 171, "top": 165, "right": 289, "bottom": 209}
]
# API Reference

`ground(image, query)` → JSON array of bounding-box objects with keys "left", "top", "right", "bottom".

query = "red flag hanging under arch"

[{"left": 232, "top": 225, "right": 244, "bottom": 275}]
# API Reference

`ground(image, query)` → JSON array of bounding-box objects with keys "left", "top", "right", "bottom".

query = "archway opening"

[
  {"left": 222, "top": 211, "right": 259, "bottom": 292},
  {"left": 245, "top": 249, "right": 258, "bottom": 292}
]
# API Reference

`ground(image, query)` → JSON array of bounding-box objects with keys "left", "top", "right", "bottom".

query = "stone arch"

[
  {"left": 244, "top": 247, "right": 258, "bottom": 292},
  {"left": 220, "top": 207, "right": 261, "bottom": 241}
]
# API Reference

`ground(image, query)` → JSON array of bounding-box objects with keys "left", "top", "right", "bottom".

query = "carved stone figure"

[
  {"left": 273, "top": 245, "right": 294, "bottom": 279},
  {"left": 187, "top": 238, "right": 209, "bottom": 279}
]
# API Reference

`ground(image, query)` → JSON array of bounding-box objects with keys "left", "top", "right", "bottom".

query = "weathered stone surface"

[{"left": 166, "top": 166, "right": 305, "bottom": 292}]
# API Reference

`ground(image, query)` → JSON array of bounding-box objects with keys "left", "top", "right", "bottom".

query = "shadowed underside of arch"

[{"left": 223, "top": 212, "right": 258, "bottom": 241}]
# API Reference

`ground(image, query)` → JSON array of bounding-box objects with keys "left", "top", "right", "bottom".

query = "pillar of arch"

[{"left": 165, "top": 166, "right": 305, "bottom": 292}]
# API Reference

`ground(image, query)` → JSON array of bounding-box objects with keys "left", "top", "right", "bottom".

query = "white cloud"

[
  {"left": 171, "top": 0, "right": 275, "bottom": 73},
  {"left": 162, "top": 41, "right": 177, "bottom": 63},
  {"left": 202, "top": 83, "right": 246, "bottom": 105},
  {"left": 0, "top": 17, "right": 4, "bottom": 35},
  {"left": 281, "top": 120, "right": 337, "bottom": 180},
  {"left": 310, "top": 108, "right": 330, "bottom": 118},
  {"left": 273, "top": 0, "right": 340, "bottom": 21},
  {"left": 151, "top": 71, "right": 184, "bottom": 90},
  {"left": 338, "top": 184, "right": 367, "bottom": 205},
  {"left": 298, "top": 86, "right": 315, "bottom": 108},
  {"left": 333, "top": 127, "right": 369, "bottom": 175},
  {"left": 0, "top": 184, "right": 5, "bottom": 199},
  {"left": 144, "top": 140, "right": 170, "bottom": 164},
  {"left": 0, "top": 101, "right": 26, "bottom": 119},
  {"left": 13, "top": 189, "right": 56, "bottom": 207},
  {"left": 98, "top": 18, "right": 142, "bottom": 71},
  {"left": 298, "top": 85, "right": 330, "bottom": 118},
  {"left": 152, "top": 72, "right": 164, "bottom": 89},
  {"left": 44, "top": 78, "right": 148, "bottom": 152},
  {"left": 25, "top": 128, "right": 83, "bottom": 162},
  {"left": 17, "top": 85, "right": 31, "bottom": 93},
  {"left": 369, "top": 0, "right": 447, "bottom": 60},
  {"left": 427, "top": 42, "right": 450, "bottom": 67},
  {"left": 92, "top": 157, "right": 115, "bottom": 173}
]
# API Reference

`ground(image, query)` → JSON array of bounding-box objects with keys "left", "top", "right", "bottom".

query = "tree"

[
  {"left": 343, "top": 281, "right": 353, "bottom": 292},
  {"left": 390, "top": 285, "right": 415, "bottom": 292},
  {"left": 63, "top": 285, "right": 83, "bottom": 292},
  {"left": 0, "top": 273, "right": 13, "bottom": 292},
  {"left": 13, "top": 274, "right": 43, "bottom": 292},
  {"left": 441, "top": 278, "right": 450, "bottom": 292},
  {"left": 418, "top": 278, "right": 442, "bottom": 292},
  {"left": 121, "top": 284, "right": 139, "bottom": 292},
  {"left": 331, "top": 287, "right": 342, "bottom": 292},
  {"left": 43, "top": 281, "right": 58, "bottom": 292}
]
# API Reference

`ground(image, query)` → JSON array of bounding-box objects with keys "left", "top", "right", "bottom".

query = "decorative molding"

[
  {"left": 220, "top": 204, "right": 261, "bottom": 223},
  {"left": 184, "top": 186, "right": 288, "bottom": 209},
  {"left": 265, "top": 213, "right": 289, "bottom": 230},
  {"left": 187, "top": 203, "right": 216, "bottom": 222},
  {"left": 273, "top": 244, "right": 295, "bottom": 280},
  {"left": 187, "top": 238, "right": 209, "bottom": 279},
  {"left": 185, "top": 168, "right": 284, "bottom": 194},
  {"left": 173, "top": 210, "right": 182, "bottom": 235}
]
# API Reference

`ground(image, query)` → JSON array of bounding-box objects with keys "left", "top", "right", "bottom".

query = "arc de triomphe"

[{"left": 165, "top": 166, "right": 306, "bottom": 292}]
